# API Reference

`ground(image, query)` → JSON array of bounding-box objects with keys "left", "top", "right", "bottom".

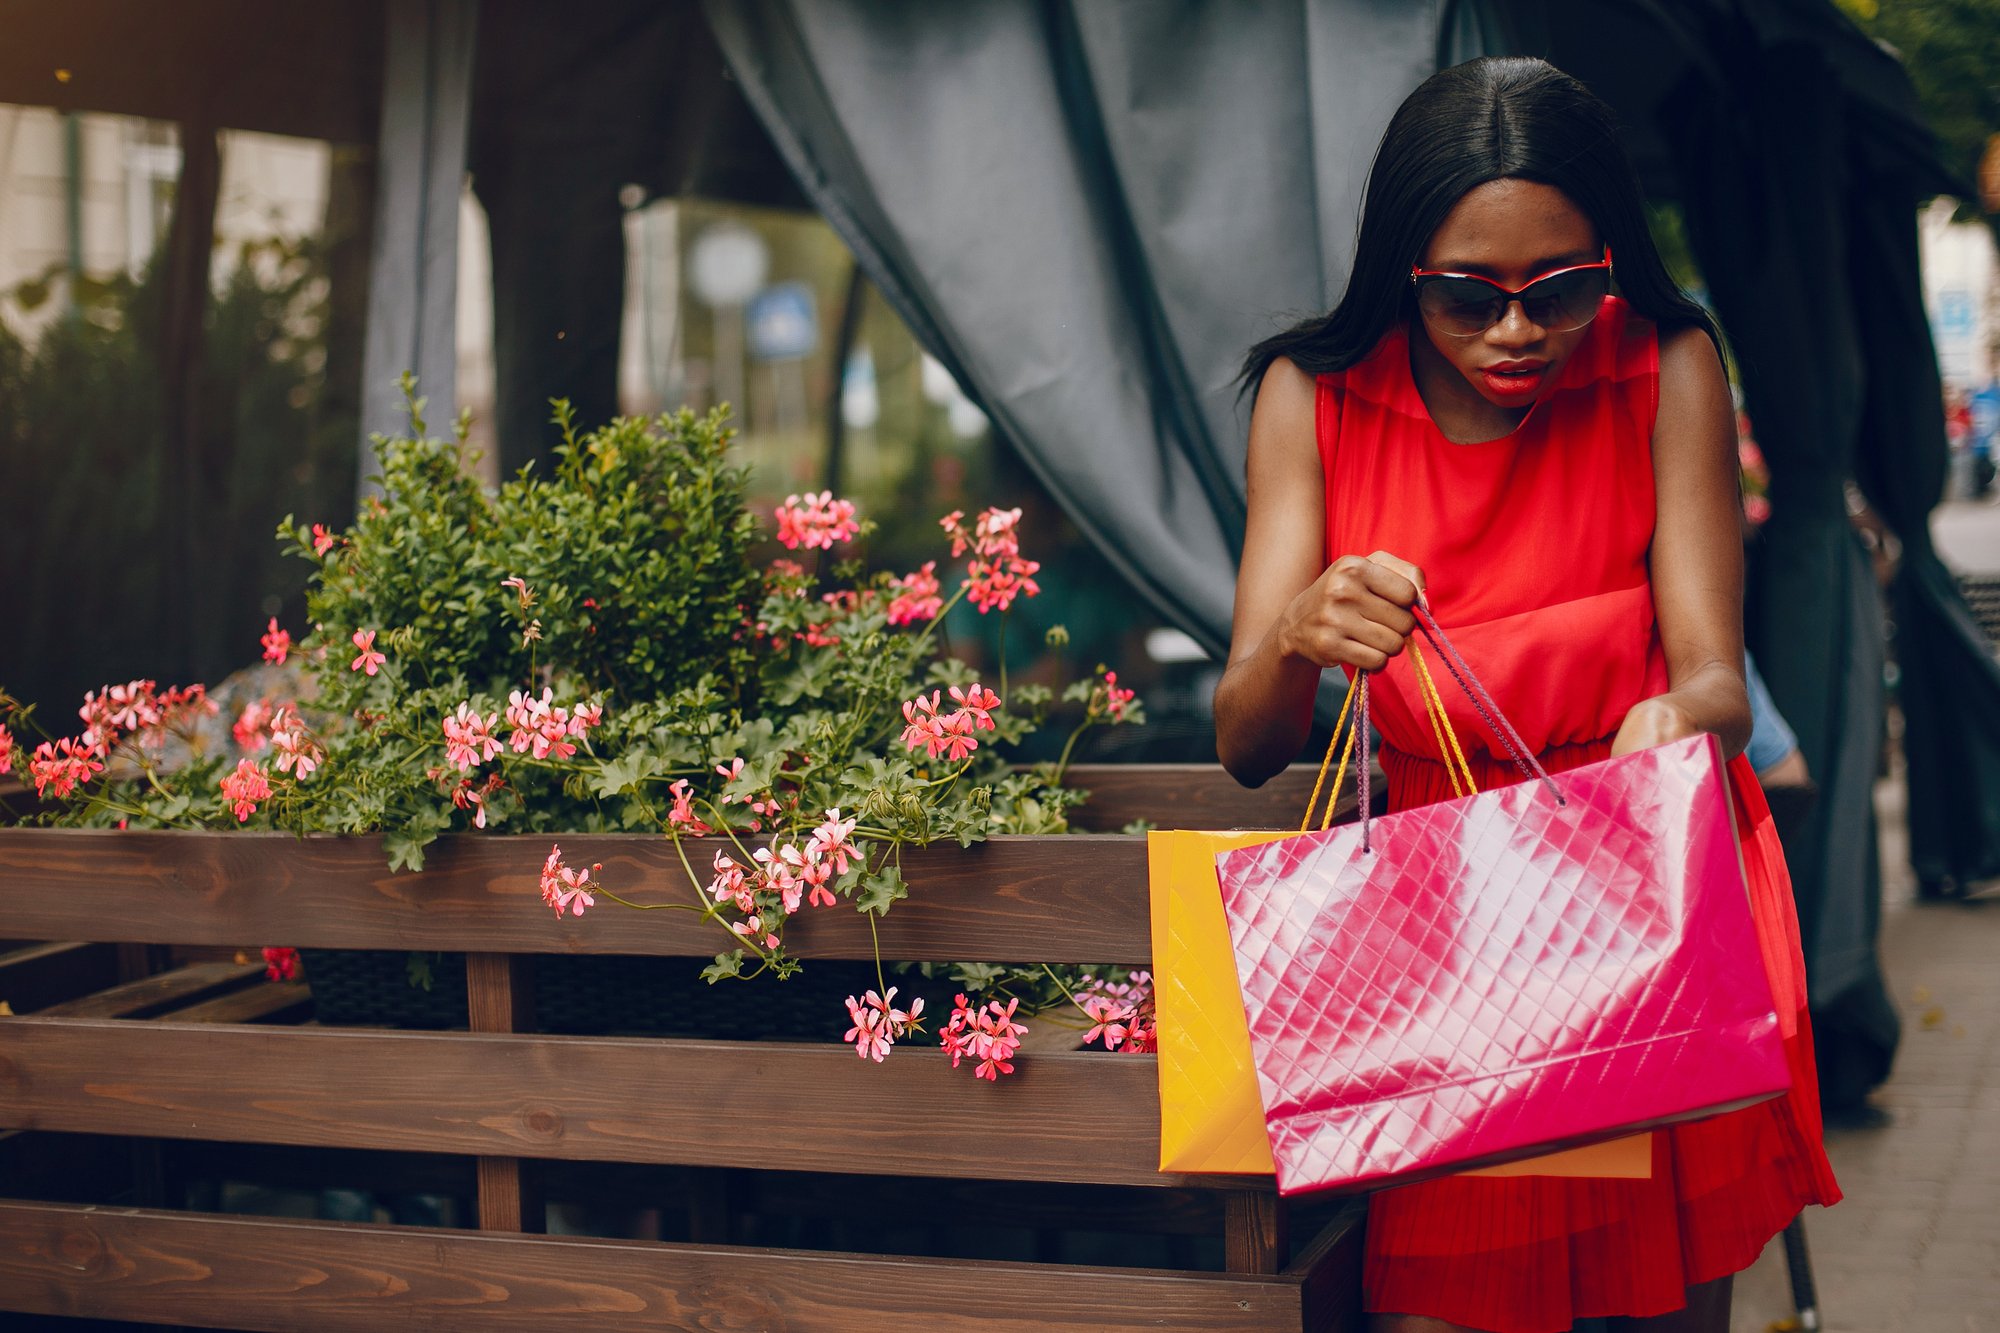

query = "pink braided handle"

[{"left": 1349, "top": 603, "right": 1566, "bottom": 854}]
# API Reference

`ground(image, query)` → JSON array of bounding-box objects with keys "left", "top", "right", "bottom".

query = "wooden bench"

[{"left": 0, "top": 764, "right": 1366, "bottom": 1331}]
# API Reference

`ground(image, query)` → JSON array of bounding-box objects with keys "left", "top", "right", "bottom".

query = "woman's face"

[{"left": 1413, "top": 179, "right": 1604, "bottom": 411}]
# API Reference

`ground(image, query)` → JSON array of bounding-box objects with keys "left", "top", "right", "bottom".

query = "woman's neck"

[{"left": 1406, "top": 319, "right": 1532, "bottom": 444}]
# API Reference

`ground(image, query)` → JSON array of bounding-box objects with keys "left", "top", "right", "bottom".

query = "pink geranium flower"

[
  {"left": 667, "top": 779, "right": 712, "bottom": 836},
  {"left": 708, "top": 851, "right": 754, "bottom": 913},
  {"left": 233, "top": 699, "right": 274, "bottom": 753},
  {"left": 964, "top": 556, "right": 1041, "bottom": 614},
  {"left": 773, "top": 490, "right": 860, "bottom": 550},
  {"left": 939, "top": 994, "right": 1027, "bottom": 1079},
  {"left": 1101, "top": 669, "right": 1137, "bottom": 721},
  {"left": 0, "top": 723, "right": 13, "bottom": 775},
  {"left": 260, "top": 618, "right": 292, "bottom": 665},
  {"left": 504, "top": 687, "right": 576, "bottom": 760},
  {"left": 78, "top": 680, "right": 162, "bottom": 753},
  {"left": 269, "top": 707, "right": 322, "bottom": 781},
  {"left": 808, "top": 808, "right": 859, "bottom": 877},
  {"left": 28, "top": 737, "right": 104, "bottom": 799},
  {"left": 1076, "top": 971, "right": 1156, "bottom": 1053},
  {"left": 442, "top": 703, "right": 503, "bottom": 771},
  {"left": 753, "top": 844, "right": 806, "bottom": 915},
  {"left": 262, "top": 946, "right": 301, "bottom": 982},
  {"left": 311, "top": 524, "right": 338, "bottom": 556},
  {"left": 900, "top": 690, "right": 976, "bottom": 761},
  {"left": 940, "top": 506, "right": 1024, "bottom": 560},
  {"left": 450, "top": 777, "right": 490, "bottom": 828},
  {"left": 948, "top": 683, "right": 1001, "bottom": 732},
  {"left": 350, "top": 629, "right": 386, "bottom": 676},
  {"left": 972, "top": 506, "right": 1023, "bottom": 557},
  {"left": 885, "top": 561, "right": 943, "bottom": 626},
  {"left": 842, "top": 987, "right": 925, "bottom": 1063},
  {"left": 538, "top": 844, "right": 601, "bottom": 918},
  {"left": 219, "top": 758, "right": 272, "bottom": 822}
]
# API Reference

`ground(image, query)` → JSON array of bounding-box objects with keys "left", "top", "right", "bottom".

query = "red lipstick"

[{"left": 1479, "top": 360, "right": 1547, "bottom": 400}]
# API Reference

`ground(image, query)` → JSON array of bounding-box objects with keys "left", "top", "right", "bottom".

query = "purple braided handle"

[
  {"left": 1357, "top": 671, "right": 1372, "bottom": 853},
  {"left": 1410, "top": 602, "right": 1566, "bottom": 807},
  {"left": 1345, "top": 604, "right": 1565, "bottom": 853}
]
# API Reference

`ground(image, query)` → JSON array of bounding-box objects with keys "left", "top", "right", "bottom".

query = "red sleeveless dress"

[{"left": 1316, "top": 298, "right": 1841, "bottom": 1332}]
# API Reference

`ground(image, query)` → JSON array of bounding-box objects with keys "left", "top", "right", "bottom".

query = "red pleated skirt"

[{"left": 1361, "top": 741, "right": 1843, "bottom": 1333}]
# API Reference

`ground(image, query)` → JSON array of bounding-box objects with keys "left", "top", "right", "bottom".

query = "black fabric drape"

[
  {"left": 468, "top": 0, "right": 807, "bottom": 474},
  {"left": 1847, "top": 174, "right": 2000, "bottom": 896},
  {"left": 1655, "top": 35, "right": 1901, "bottom": 1105},
  {"left": 703, "top": 0, "right": 1459, "bottom": 659}
]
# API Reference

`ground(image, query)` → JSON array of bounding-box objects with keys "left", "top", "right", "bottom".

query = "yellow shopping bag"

[
  {"left": 1149, "top": 829, "right": 1287, "bottom": 1174},
  {"left": 1148, "top": 650, "right": 1652, "bottom": 1181}
]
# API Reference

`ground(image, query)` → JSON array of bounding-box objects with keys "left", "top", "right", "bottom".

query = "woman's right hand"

[{"left": 1275, "top": 551, "right": 1426, "bottom": 672}]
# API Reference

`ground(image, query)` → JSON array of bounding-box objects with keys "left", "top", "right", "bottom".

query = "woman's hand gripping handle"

[{"left": 1274, "top": 551, "right": 1427, "bottom": 673}]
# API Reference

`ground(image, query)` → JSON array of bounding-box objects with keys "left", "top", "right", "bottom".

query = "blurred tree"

[
  {"left": 1839, "top": 0, "right": 1998, "bottom": 223},
  {"left": 0, "top": 230, "right": 358, "bottom": 722}
]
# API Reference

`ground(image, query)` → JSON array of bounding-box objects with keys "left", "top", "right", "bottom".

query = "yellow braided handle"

[{"left": 1300, "top": 639, "right": 1477, "bottom": 831}]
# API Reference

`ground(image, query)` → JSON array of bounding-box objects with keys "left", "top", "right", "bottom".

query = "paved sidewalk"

[
  {"left": 1730, "top": 773, "right": 2000, "bottom": 1331},
  {"left": 1933, "top": 496, "right": 2000, "bottom": 572}
]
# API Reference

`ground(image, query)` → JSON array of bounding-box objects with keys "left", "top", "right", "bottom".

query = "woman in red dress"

[{"left": 1214, "top": 58, "right": 1840, "bottom": 1332}]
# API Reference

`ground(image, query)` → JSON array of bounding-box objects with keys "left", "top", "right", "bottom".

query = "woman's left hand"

[{"left": 1610, "top": 694, "right": 1702, "bottom": 758}]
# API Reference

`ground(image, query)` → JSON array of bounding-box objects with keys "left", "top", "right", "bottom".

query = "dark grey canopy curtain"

[
  {"left": 358, "top": 0, "right": 477, "bottom": 483},
  {"left": 704, "top": 0, "right": 1470, "bottom": 658}
]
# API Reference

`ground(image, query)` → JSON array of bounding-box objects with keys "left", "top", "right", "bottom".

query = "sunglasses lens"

[
  {"left": 1519, "top": 267, "right": 1611, "bottom": 332},
  {"left": 1416, "top": 264, "right": 1611, "bottom": 336},
  {"left": 1416, "top": 278, "right": 1505, "bottom": 336}
]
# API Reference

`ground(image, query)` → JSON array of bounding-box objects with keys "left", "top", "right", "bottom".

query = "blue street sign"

[
  {"left": 1937, "top": 289, "right": 1976, "bottom": 341},
  {"left": 746, "top": 281, "right": 819, "bottom": 362}
]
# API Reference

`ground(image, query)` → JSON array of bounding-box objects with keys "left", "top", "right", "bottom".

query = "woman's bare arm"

[
  {"left": 1214, "top": 357, "right": 1422, "bottom": 786},
  {"left": 1613, "top": 325, "right": 1751, "bottom": 759}
]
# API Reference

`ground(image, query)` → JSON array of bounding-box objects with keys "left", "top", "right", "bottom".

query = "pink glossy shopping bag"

[{"left": 1214, "top": 607, "right": 1791, "bottom": 1197}]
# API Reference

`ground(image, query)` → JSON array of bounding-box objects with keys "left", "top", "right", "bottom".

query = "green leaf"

[
  {"left": 592, "top": 750, "right": 662, "bottom": 798},
  {"left": 384, "top": 829, "right": 430, "bottom": 873},
  {"left": 855, "top": 864, "right": 910, "bottom": 916},
  {"left": 405, "top": 951, "right": 436, "bottom": 991},
  {"left": 767, "top": 652, "right": 834, "bottom": 706},
  {"left": 701, "top": 950, "right": 746, "bottom": 983}
]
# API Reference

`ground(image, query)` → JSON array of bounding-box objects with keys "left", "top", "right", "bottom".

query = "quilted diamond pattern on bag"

[{"left": 1215, "top": 733, "right": 1790, "bottom": 1197}]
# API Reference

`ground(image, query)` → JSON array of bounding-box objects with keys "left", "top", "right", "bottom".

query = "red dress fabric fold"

[{"left": 1319, "top": 301, "right": 1840, "bottom": 1332}]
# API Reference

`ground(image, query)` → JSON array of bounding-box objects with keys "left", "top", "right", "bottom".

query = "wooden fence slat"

[
  {"left": 0, "top": 766, "right": 1360, "bottom": 958},
  {"left": 1061, "top": 764, "right": 1329, "bottom": 832},
  {"left": 1286, "top": 1200, "right": 1369, "bottom": 1333},
  {"left": 33, "top": 960, "right": 264, "bottom": 1019},
  {"left": 0, "top": 1200, "right": 1326, "bottom": 1332},
  {"left": 0, "top": 941, "right": 120, "bottom": 1013},
  {"left": 0, "top": 830, "right": 1154, "bottom": 960},
  {"left": 1225, "top": 1190, "right": 1289, "bottom": 1276},
  {"left": 468, "top": 954, "right": 541, "bottom": 1234},
  {"left": 0, "top": 1018, "right": 1270, "bottom": 1191},
  {"left": 163, "top": 982, "right": 314, "bottom": 1025}
]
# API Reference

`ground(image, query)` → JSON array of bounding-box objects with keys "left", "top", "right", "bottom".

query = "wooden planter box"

[{"left": 0, "top": 765, "right": 1365, "bottom": 1332}]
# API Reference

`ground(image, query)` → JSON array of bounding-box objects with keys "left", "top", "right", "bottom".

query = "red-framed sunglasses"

[{"left": 1410, "top": 248, "right": 1614, "bottom": 337}]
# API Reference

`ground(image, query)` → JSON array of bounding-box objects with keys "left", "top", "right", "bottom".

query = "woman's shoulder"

[
  {"left": 1656, "top": 321, "right": 1722, "bottom": 382},
  {"left": 1654, "top": 321, "right": 1729, "bottom": 434},
  {"left": 1250, "top": 354, "right": 1320, "bottom": 443}
]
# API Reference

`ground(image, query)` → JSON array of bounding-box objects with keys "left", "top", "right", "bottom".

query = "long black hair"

[{"left": 1240, "top": 57, "right": 1718, "bottom": 394}]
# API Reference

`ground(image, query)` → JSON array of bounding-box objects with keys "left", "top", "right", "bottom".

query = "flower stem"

[
  {"left": 868, "top": 910, "right": 887, "bottom": 999},
  {"left": 1051, "top": 716, "right": 1095, "bottom": 786}
]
